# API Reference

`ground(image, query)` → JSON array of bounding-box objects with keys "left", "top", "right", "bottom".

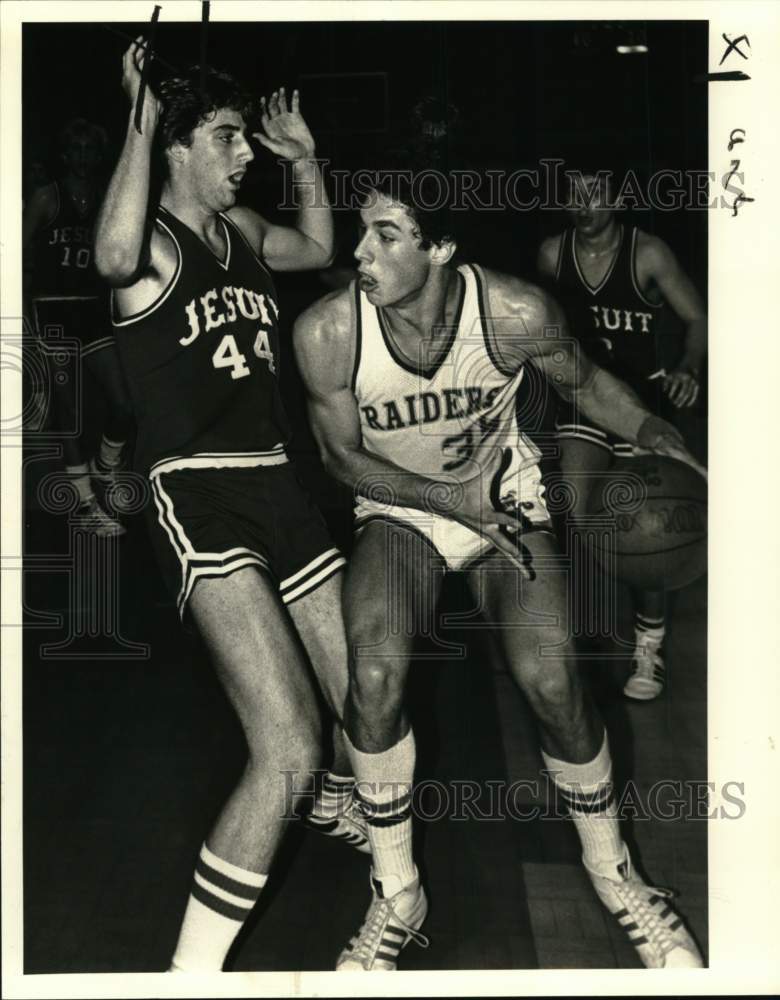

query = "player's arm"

[
  {"left": 294, "top": 293, "right": 528, "bottom": 570},
  {"left": 536, "top": 234, "right": 561, "bottom": 281},
  {"left": 640, "top": 233, "right": 707, "bottom": 408},
  {"left": 94, "top": 37, "right": 162, "bottom": 286},
  {"left": 487, "top": 272, "right": 704, "bottom": 474},
  {"left": 230, "top": 88, "right": 333, "bottom": 272}
]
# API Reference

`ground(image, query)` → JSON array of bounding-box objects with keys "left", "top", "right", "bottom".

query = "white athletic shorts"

[{"left": 353, "top": 448, "right": 552, "bottom": 571}]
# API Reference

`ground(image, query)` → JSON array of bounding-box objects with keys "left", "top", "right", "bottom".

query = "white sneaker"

[
  {"left": 75, "top": 496, "right": 126, "bottom": 537},
  {"left": 89, "top": 454, "right": 125, "bottom": 488},
  {"left": 585, "top": 850, "right": 702, "bottom": 968},
  {"left": 303, "top": 797, "right": 371, "bottom": 854},
  {"left": 624, "top": 632, "right": 665, "bottom": 700},
  {"left": 337, "top": 871, "right": 429, "bottom": 970}
]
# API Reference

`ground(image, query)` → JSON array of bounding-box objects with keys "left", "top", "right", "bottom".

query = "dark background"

[{"left": 23, "top": 19, "right": 707, "bottom": 282}]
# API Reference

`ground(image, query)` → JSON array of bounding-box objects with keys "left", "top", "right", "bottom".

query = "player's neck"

[
  {"left": 383, "top": 267, "right": 458, "bottom": 339},
  {"left": 575, "top": 219, "right": 621, "bottom": 255},
  {"left": 63, "top": 174, "right": 95, "bottom": 207},
  {"left": 161, "top": 183, "right": 223, "bottom": 242}
]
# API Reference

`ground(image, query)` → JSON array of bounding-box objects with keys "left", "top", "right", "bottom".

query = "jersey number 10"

[
  {"left": 212, "top": 329, "right": 276, "bottom": 380},
  {"left": 61, "top": 246, "right": 91, "bottom": 269}
]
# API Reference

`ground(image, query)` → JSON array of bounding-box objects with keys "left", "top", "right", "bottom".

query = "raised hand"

[
  {"left": 122, "top": 36, "right": 160, "bottom": 130},
  {"left": 253, "top": 88, "right": 315, "bottom": 161}
]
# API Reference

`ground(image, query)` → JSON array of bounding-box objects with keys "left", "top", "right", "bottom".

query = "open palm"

[{"left": 253, "top": 87, "right": 315, "bottom": 160}]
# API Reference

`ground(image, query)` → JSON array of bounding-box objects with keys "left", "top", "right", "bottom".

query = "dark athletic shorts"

[
  {"left": 146, "top": 455, "right": 346, "bottom": 620},
  {"left": 555, "top": 370, "right": 674, "bottom": 457},
  {"left": 32, "top": 296, "right": 114, "bottom": 357}
]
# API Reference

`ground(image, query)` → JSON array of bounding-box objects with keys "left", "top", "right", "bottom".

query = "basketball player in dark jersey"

[
  {"left": 294, "top": 170, "right": 704, "bottom": 970},
  {"left": 94, "top": 39, "right": 353, "bottom": 972},
  {"left": 537, "top": 173, "right": 707, "bottom": 699},
  {"left": 23, "top": 118, "right": 134, "bottom": 534}
]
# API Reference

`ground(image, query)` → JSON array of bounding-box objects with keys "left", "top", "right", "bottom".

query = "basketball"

[{"left": 585, "top": 455, "right": 707, "bottom": 591}]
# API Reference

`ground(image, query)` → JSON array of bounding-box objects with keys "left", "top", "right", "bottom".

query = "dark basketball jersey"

[
  {"left": 31, "top": 181, "right": 103, "bottom": 298},
  {"left": 112, "top": 207, "right": 290, "bottom": 476},
  {"left": 553, "top": 225, "right": 666, "bottom": 386}
]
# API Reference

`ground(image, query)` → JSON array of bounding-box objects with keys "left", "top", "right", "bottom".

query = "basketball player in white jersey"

[
  {"left": 537, "top": 173, "right": 707, "bottom": 699},
  {"left": 294, "top": 170, "right": 704, "bottom": 971},
  {"left": 95, "top": 39, "right": 356, "bottom": 972}
]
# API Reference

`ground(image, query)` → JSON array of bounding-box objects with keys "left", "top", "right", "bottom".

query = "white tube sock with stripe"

[
  {"left": 346, "top": 729, "right": 417, "bottom": 893},
  {"left": 170, "top": 843, "right": 267, "bottom": 972},
  {"left": 541, "top": 730, "right": 625, "bottom": 877}
]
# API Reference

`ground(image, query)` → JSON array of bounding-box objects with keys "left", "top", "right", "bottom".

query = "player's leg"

[
  {"left": 336, "top": 520, "right": 444, "bottom": 970},
  {"left": 559, "top": 429, "right": 668, "bottom": 697},
  {"left": 84, "top": 342, "right": 134, "bottom": 484},
  {"left": 170, "top": 566, "right": 324, "bottom": 972},
  {"left": 557, "top": 432, "right": 613, "bottom": 521},
  {"left": 625, "top": 588, "right": 667, "bottom": 700},
  {"left": 285, "top": 572, "right": 370, "bottom": 851},
  {"left": 467, "top": 538, "right": 701, "bottom": 967},
  {"left": 49, "top": 344, "right": 125, "bottom": 536}
]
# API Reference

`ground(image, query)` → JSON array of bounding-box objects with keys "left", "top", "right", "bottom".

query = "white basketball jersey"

[{"left": 352, "top": 263, "right": 541, "bottom": 480}]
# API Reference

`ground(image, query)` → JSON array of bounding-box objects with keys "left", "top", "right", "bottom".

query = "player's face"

[
  {"left": 183, "top": 108, "right": 255, "bottom": 211},
  {"left": 62, "top": 137, "right": 102, "bottom": 180},
  {"left": 354, "top": 193, "right": 436, "bottom": 307},
  {"left": 566, "top": 175, "right": 615, "bottom": 237}
]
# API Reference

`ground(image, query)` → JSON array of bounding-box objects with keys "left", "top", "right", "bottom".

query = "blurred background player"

[
  {"left": 23, "top": 117, "right": 134, "bottom": 535},
  {"left": 537, "top": 172, "right": 707, "bottom": 700}
]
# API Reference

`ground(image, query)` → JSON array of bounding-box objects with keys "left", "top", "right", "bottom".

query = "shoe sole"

[{"left": 623, "top": 686, "right": 663, "bottom": 701}]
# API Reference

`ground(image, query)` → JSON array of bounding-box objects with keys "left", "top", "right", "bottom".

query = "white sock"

[
  {"left": 635, "top": 613, "right": 665, "bottom": 645},
  {"left": 345, "top": 729, "right": 417, "bottom": 893},
  {"left": 98, "top": 434, "right": 125, "bottom": 467},
  {"left": 170, "top": 843, "right": 267, "bottom": 972},
  {"left": 66, "top": 463, "right": 93, "bottom": 504},
  {"left": 313, "top": 771, "right": 355, "bottom": 819},
  {"left": 541, "top": 730, "right": 625, "bottom": 877}
]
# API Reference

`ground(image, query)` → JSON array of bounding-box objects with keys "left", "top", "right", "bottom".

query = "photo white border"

[{"left": 2, "top": 1, "right": 779, "bottom": 996}]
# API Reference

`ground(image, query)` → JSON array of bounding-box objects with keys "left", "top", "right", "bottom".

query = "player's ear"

[
  {"left": 166, "top": 142, "right": 188, "bottom": 167},
  {"left": 430, "top": 237, "right": 456, "bottom": 267}
]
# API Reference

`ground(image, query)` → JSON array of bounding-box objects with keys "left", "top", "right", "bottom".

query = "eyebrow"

[
  {"left": 370, "top": 220, "right": 404, "bottom": 232},
  {"left": 213, "top": 123, "right": 243, "bottom": 134}
]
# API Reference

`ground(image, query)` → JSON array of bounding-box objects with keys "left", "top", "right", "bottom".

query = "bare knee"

[
  {"left": 511, "top": 635, "right": 581, "bottom": 714},
  {"left": 351, "top": 656, "right": 406, "bottom": 714}
]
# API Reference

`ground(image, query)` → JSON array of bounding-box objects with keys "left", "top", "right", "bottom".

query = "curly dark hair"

[
  {"left": 156, "top": 66, "right": 258, "bottom": 154},
  {"left": 359, "top": 153, "right": 457, "bottom": 251}
]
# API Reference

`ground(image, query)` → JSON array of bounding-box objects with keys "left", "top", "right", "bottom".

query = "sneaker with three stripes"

[
  {"left": 585, "top": 849, "right": 703, "bottom": 967},
  {"left": 336, "top": 871, "right": 429, "bottom": 970},
  {"left": 303, "top": 797, "right": 371, "bottom": 854},
  {"left": 624, "top": 631, "right": 665, "bottom": 700}
]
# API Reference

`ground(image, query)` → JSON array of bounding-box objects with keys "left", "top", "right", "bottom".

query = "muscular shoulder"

[
  {"left": 634, "top": 228, "right": 676, "bottom": 272},
  {"left": 536, "top": 232, "right": 563, "bottom": 278},
  {"left": 293, "top": 286, "right": 355, "bottom": 389},
  {"left": 481, "top": 266, "right": 562, "bottom": 336},
  {"left": 225, "top": 205, "right": 267, "bottom": 255}
]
